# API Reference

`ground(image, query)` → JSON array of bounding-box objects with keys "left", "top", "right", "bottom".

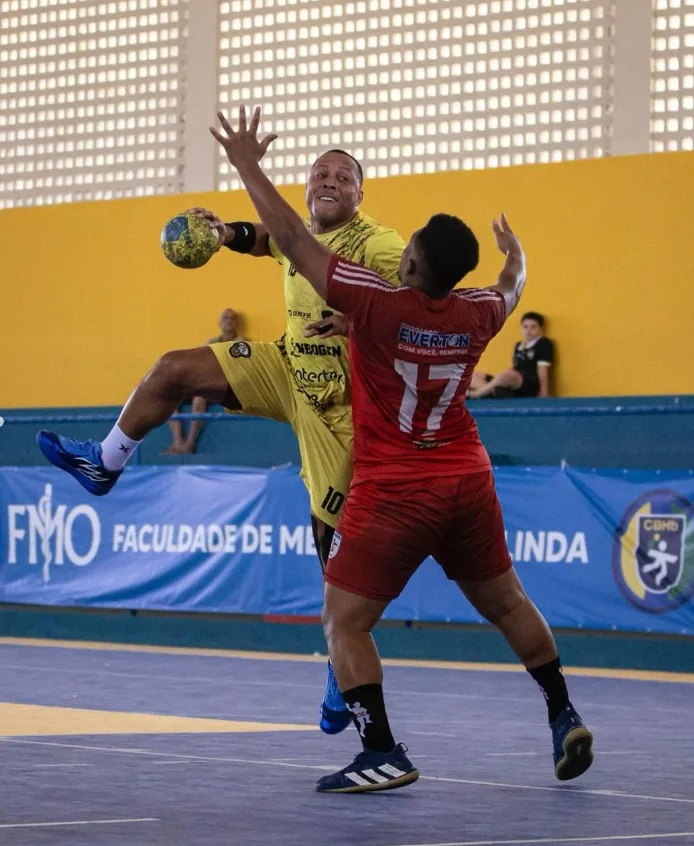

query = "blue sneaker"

[
  {"left": 319, "top": 660, "right": 351, "bottom": 735},
  {"left": 36, "top": 430, "right": 122, "bottom": 496},
  {"left": 318, "top": 661, "right": 352, "bottom": 734},
  {"left": 551, "top": 703, "right": 593, "bottom": 781},
  {"left": 316, "top": 742, "right": 419, "bottom": 793}
]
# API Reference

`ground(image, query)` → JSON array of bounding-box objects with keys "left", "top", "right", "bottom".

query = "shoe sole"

[
  {"left": 36, "top": 431, "right": 111, "bottom": 497},
  {"left": 319, "top": 707, "right": 351, "bottom": 735},
  {"left": 317, "top": 769, "right": 420, "bottom": 794},
  {"left": 555, "top": 726, "right": 594, "bottom": 781},
  {"left": 319, "top": 720, "right": 351, "bottom": 735}
]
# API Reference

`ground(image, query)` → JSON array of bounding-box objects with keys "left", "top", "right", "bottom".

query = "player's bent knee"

[
  {"left": 322, "top": 606, "right": 350, "bottom": 648},
  {"left": 458, "top": 570, "right": 529, "bottom": 626},
  {"left": 489, "top": 586, "right": 529, "bottom": 625},
  {"left": 151, "top": 347, "right": 229, "bottom": 403},
  {"left": 323, "top": 609, "right": 373, "bottom": 643},
  {"left": 323, "top": 582, "right": 387, "bottom": 641},
  {"left": 151, "top": 350, "right": 195, "bottom": 394},
  {"left": 321, "top": 593, "right": 351, "bottom": 641}
]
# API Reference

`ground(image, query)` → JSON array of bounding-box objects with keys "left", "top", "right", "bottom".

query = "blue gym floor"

[{"left": 0, "top": 639, "right": 693, "bottom": 845}]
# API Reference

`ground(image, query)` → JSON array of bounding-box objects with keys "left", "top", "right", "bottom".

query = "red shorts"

[{"left": 325, "top": 470, "right": 512, "bottom": 602}]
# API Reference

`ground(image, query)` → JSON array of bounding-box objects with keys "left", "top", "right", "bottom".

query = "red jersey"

[{"left": 326, "top": 256, "right": 507, "bottom": 481}]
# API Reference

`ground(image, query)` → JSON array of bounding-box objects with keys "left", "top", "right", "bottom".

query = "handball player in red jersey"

[{"left": 212, "top": 106, "right": 594, "bottom": 794}]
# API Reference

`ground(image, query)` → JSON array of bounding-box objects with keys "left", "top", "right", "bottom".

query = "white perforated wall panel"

[
  {"left": 217, "top": 0, "right": 615, "bottom": 190},
  {"left": 651, "top": 0, "right": 694, "bottom": 151},
  {"left": 0, "top": 0, "right": 188, "bottom": 208}
]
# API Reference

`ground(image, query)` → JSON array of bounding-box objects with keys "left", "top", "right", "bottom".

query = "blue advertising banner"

[{"left": 1, "top": 465, "right": 693, "bottom": 634}]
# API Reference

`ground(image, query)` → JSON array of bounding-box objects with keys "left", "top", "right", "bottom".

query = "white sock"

[{"left": 100, "top": 424, "right": 142, "bottom": 472}]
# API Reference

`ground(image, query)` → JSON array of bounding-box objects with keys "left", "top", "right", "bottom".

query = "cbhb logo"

[
  {"left": 7, "top": 484, "right": 101, "bottom": 583},
  {"left": 613, "top": 490, "right": 694, "bottom": 613}
]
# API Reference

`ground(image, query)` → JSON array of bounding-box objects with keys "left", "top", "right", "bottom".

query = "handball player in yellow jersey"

[{"left": 37, "top": 148, "right": 405, "bottom": 735}]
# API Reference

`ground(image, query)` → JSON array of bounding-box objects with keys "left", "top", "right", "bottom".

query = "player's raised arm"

[
  {"left": 210, "top": 106, "right": 333, "bottom": 299},
  {"left": 488, "top": 213, "right": 527, "bottom": 318}
]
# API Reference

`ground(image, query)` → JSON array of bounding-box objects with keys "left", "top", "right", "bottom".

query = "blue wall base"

[{"left": 5, "top": 395, "right": 694, "bottom": 469}]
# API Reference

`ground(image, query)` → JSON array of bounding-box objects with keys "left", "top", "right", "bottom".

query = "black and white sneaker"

[
  {"left": 551, "top": 703, "right": 594, "bottom": 781},
  {"left": 316, "top": 742, "right": 419, "bottom": 793}
]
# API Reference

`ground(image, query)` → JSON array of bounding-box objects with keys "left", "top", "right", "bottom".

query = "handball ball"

[{"left": 160, "top": 212, "right": 219, "bottom": 269}]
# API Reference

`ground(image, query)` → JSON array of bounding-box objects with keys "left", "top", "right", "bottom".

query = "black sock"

[
  {"left": 528, "top": 657, "right": 570, "bottom": 723},
  {"left": 342, "top": 683, "right": 395, "bottom": 753}
]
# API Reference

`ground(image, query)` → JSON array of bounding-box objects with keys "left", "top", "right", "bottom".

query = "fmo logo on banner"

[{"left": 7, "top": 484, "right": 101, "bottom": 582}]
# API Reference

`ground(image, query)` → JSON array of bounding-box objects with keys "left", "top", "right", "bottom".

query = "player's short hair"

[
  {"left": 521, "top": 311, "right": 545, "bottom": 326},
  {"left": 417, "top": 214, "right": 479, "bottom": 295},
  {"left": 313, "top": 149, "right": 364, "bottom": 186}
]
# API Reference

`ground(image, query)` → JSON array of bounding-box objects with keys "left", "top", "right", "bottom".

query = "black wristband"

[{"left": 224, "top": 222, "right": 257, "bottom": 254}]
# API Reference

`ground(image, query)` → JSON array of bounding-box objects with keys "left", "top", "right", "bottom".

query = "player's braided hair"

[{"left": 417, "top": 214, "right": 480, "bottom": 295}]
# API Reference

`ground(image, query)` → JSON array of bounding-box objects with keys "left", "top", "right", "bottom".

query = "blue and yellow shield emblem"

[{"left": 613, "top": 490, "right": 694, "bottom": 613}]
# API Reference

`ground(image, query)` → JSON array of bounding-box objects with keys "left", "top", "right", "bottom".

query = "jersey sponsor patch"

[
  {"left": 229, "top": 341, "right": 251, "bottom": 359},
  {"left": 398, "top": 322, "right": 470, "bottom": 350},
  {"left": 292, "top": 342, "right": 342, "bottom": 357},
  {"left": 329, "top": 531, "right": 342, "bottom": 559},
  {"left": 293, "top": 367, "right": 344, "bottom": 384}
]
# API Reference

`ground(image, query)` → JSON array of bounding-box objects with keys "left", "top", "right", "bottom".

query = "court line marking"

[
  {"left": 149, "top": 760, "right": 202, "bottom": 765},
  {"left": 410, "top": 731, "right": 464, "bottom": 737},
  {"left": 485, "top": 751, "right": 639, "bottom": 757},
  {"left": 1, "top": 663, "right": 686, "bottom": 728},
  {"left": 0, "top": 738, "right": 333, "bottom": 771},
  {"left": 2, "top": 662, "right": 685, "bottom": 716},
  {"left": 387, "top": 834, "right": 694, "bottom": 846},
  {"left": 0, "top": 818, "right": 159, "bottom": 830},
  {"left": 1, "top": 637, "right": 692, "bottom": 685},
  {"left": 2, "top": 738, "right": 693, "bottom": 806},
  {"left": 422, "top": 776, "right": 694, "bottom": 804},
  {"left": 0, "top": 701, "right": 315, "bottom": 736},
  {"left": 32, "top": 763, "right": 94, "bottom": 768}
]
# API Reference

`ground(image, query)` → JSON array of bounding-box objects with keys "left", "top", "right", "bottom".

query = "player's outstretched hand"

[
  {"left": 492, "top": 213, "right": 520, "bottom": 256},
  {"left": 304, "top": 314, "right": 350, "bottom": 339},
  {"left": 210, "top": 106, "right": 278, "bottom": 170},
  {"left": 186, "top": 207, "right": 227, "bottom": 250}
]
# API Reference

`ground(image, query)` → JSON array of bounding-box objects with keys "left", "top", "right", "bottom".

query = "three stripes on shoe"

[{"left": 344, "top": 763, "right": 408, "bottom": 786}]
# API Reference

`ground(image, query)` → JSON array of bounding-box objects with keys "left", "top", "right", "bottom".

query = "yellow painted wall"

[{"left": 2, "top": 151, "right": 693, "bottom": 407}]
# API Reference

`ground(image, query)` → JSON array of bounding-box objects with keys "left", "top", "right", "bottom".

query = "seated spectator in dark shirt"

[
  {"left": 468, "top": 311, "right": 554, "bottom": 399},
  {"left": 163, "top": 308, "right": 243, "bottom": 454}
]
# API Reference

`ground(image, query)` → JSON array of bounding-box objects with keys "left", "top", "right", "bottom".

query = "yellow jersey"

[{"left": 269, "top": 212, "right": 404, "bottom": 414}]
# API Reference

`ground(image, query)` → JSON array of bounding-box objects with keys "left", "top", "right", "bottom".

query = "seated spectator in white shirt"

[{"left": 468, "top": 311, "right": 554, "bottom": 399}]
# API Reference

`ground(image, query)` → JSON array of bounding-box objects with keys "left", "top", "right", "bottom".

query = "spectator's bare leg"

[
  {"left": 163, "top": 417, "right": 186, "bottom": 454},
  {"left": 118, "top": 347, "right": 239, "bottom": 441},
  {"left": 468, "top": 369, "right": 492, "bottom": 393},
  {"left": 179, "top": 396, "right": 208, "bottom": 454},
  {"left": 468, "top": 367, "right": 523, "bottom": 399}
]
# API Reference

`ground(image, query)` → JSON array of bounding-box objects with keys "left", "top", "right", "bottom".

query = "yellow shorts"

[{"left": 210, "top": 340, "right": 353, "bottom": 529}]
